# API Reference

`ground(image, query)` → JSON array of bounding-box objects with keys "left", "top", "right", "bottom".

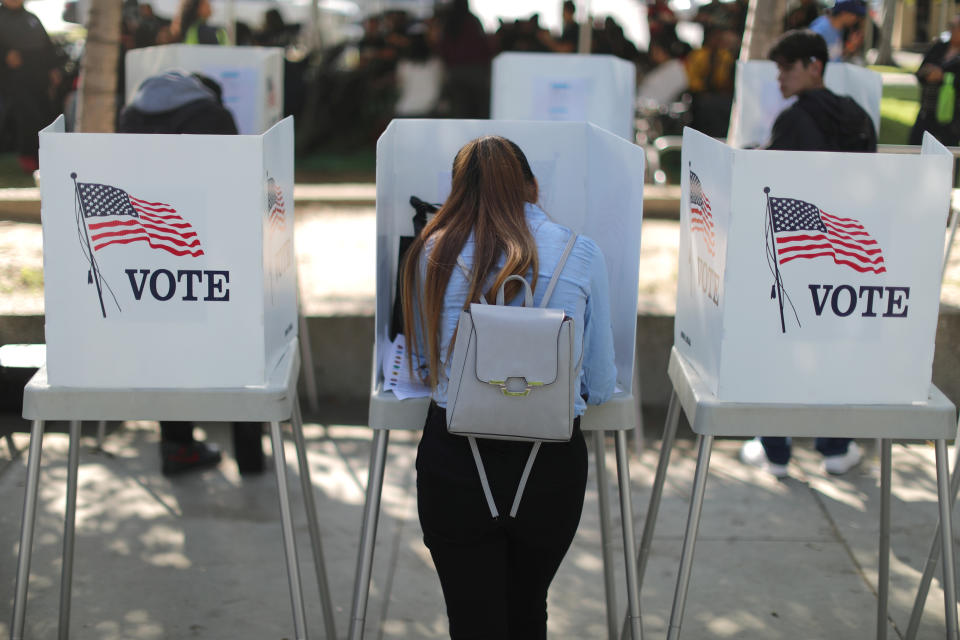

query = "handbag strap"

[{"left": 458, "top": 230, "right": 578, "bottom": 519}]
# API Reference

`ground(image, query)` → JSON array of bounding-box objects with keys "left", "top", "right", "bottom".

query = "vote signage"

[
  {"left": 727, "top": 60, "right": 882, "bottom": 149},
  {"left": 490, "top": 52, "right": 636, "bottom": 140},
  {"left": 38, "top": 116, "right": 297, "bottom": 388},
  {"left": 125, "top": 44, "right": 284, "bottom": 136},
  {"left": 676, "top": 128, "right": 952, "bottom": 404}
]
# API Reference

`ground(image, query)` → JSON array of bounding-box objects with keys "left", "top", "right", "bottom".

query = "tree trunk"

[
  {"left": 74, "top": 0, "right": 122, "bottom": 133},
  {"left": 875, "top": 0, "right": 897, "bottom": 66},
  {"left": 740, "top": 0, "right": 788, "bottom": 61}
]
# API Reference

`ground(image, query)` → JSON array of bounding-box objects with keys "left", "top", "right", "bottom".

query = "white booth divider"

[
  {"left": 676, "top": 127, "right": 952, "bottom": 405},
  {"left": 38, "top": 115, "right": 297, "bottom": 388},
  {"left": 726, "top": 60, "right": 882, "bottom": 149},
  {"left": 491, "top": 52, "right": 637, "bottom": 140},
  {"left": 125, "top": 44, "right": 284, "bottom": 135}
]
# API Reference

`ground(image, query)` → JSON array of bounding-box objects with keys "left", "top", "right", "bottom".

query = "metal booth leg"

[
  {"left": 905, "top": 436, "right": 960, "bottom": 640},
  {"left": 58, "top": 420, "right": 82, "bottom": 640},
  {"left": 269, "top": 419, "right": 309, "bottom": 640},
  {"left": 348, "top": 428, "right": 390, "bottom": 640},
  {"left": 615, "top": 430, "right": 643, "bottom": 640},
  {"left": 11, "top": 419, "right": 46, "bottom": 640},
  {"left": 666, "top": 434, "right": 714, "bottom": 640},
  {"left": 637, "top": 391, "right": 681, "bottom": 591},
  {"left": 877, "top": 439, "right": 891, "bottom": 640},
  {"left": 594, "top": 430, "right": 619, "bottom": 640},
  {"left": 290, "top": 397, "right": 337, "bottom": 640},
  {"left": 936, "top": 439, "right": 960, "bottom": 640}
]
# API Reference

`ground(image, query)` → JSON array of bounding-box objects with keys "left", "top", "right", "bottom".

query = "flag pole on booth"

[
  {"left": 764, "top": 187, "right": 786, "bottom": 334},
  {"left": 72, "top": 172, "right": 107, "bottom": 318}
]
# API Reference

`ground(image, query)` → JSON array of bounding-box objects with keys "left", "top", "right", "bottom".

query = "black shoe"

[{"left": 161, "top": 441, "right": 222, "bottom": 476}]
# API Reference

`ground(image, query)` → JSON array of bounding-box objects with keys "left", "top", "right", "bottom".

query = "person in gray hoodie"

[{"left": 119, "top": 70, "right": 237, "bottom": 135}]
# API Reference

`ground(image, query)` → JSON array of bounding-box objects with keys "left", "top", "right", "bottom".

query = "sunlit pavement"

[{"left": 1, "top": 415, "right": 957, "bottom": 639}]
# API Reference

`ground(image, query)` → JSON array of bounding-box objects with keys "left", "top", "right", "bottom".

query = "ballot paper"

[{"left": 382, "top": 334, "right": 432, "bottom": 400}]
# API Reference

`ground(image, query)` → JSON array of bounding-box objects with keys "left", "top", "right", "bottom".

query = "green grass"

[
  {"left": 0, "top": 154, "right": 38, "bottom": 188},
  {"left": 879, "top": 83, "right": 921, "bottom": 145},
  {"left": 294, "top": 147, "right": 376, "bottom": 182}
]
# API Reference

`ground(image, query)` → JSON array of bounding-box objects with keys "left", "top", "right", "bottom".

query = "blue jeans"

[{"left": 761, "top": 437, "right": 851, "bottom": 465}]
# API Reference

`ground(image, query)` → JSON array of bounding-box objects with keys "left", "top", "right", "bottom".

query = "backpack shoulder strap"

[{"left": 539, "top": 232, "right": 578, "bottom": 308}]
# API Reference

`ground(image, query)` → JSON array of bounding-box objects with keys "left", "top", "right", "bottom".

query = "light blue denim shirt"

[{"left": 413, "top": 203, "right": 617, "bottom": 416}]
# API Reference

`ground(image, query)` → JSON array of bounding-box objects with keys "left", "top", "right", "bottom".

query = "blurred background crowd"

[{"left": 0, "top": 0, "right": 947, "bottom": 174}]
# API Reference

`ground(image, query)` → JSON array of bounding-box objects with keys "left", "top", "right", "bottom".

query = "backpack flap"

[{"left": 470, "top": 303, "right": 566, "bottom": 395}]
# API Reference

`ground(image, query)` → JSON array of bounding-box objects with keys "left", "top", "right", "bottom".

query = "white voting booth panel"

[
  {"left": 125, "top": 44, "right": 283, "bottom": 135},
  {"left": 38, "top": 115, "right": 297, "bottom": 388},
  {"left": 676, "top": 128, "right": 952, "bottom": 405},
  {"left": 727, "top": 60, "right": 882, "bottom": 149},
  {"left": 373, "top": 119, "right": 644, "bottom": 425},
  {"left": 490, "top": 53, "right": 636, "bottom": 140}
]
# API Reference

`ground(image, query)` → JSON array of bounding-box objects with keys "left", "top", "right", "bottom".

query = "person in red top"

[{"left": 433, "top": 0, "right": 492, "bottom": 118}]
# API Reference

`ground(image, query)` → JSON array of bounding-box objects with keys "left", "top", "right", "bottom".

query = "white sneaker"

[
  {"left": 739, "top": 438, "right": 789, "bottom": 478},
  {"left": 822, "top": 442, "right": 862, "bottom": 475}
]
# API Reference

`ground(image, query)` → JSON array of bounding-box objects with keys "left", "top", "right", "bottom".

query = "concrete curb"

[{"left": 4, "top": 308, "right": 959, "bottom": 410}]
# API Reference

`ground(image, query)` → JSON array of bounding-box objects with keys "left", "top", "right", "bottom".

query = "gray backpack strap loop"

[
  {"left": 539, "top": 232, "right": 578, "bottom": 308},
  {"left": 509, "top": 442, "right": 541, "bottom": 517},
  {"left": 468, "top": 436, "right": 499, "bottom": 518}
]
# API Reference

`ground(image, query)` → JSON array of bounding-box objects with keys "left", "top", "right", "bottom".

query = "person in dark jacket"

[
  {"left": 0, "top": 0, "right": 62, "bottom": 173},
  {"left": 910, "top": 16, "right": 960, "bottom": 146},
  {"left": 118, "top": 71, "right": 266, "bottom": 476},
  {"left": 765, "top": 29, "right": 876, "bottom": 152},
  {"left": 741, "top": 29, "right": 873, "bottom": 479}
]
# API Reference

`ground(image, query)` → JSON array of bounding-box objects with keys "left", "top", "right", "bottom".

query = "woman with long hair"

[{"left": 401, "top": 135, "right": 617, "bottom": 638}]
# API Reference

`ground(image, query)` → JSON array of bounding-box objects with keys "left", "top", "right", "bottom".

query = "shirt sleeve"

[{"left": 580, "top": 246, "right": 617, "bottom": 405}]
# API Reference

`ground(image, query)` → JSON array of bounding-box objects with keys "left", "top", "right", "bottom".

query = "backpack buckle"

[{"left": 489, "top": 377, "right": 544, "bottom": 397}]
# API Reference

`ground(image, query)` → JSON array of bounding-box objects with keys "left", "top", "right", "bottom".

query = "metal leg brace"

[
  {"left": 270, "top": 419, "right": 309, "bottom": 640},
  {"left": 290, "top": 398, "right": 337, "bottom": 640},
  {"left": 877, "top": 439, "right": 891, "bottom": 640},
  {"left": 57, "top": 420, "right": 82, "bottom": 640},
  {"left": 348, "top": 429, "right": 390, "bottom": 640},
  {"left": 936, "top": 439, "right": 960, "bottom": 640},
  {"left": 615, "top": 430, "right": 643, "bottom": 640},
  {"left": 667, "top": 434, "right": 714, "bottom": 640},
  {"left": 594, "top": 430, "right": 619, "bottom": 640},
  {"left": 11, "top": 419, "right": 46, "bottom": 640}
]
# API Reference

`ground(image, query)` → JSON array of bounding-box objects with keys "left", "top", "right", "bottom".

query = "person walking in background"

[
  {"left": 170, "top": 0, "right": 227, "bottom": 45},
  {"left": 910, "top": 16, "right": 960, "bottom": 146},
  {"left": 741, "top": 29, "right": 875, "bottom": 477},
  {"left": 433, "top": 0, "right": 492, "bottom": 118},
  {"left": 808, "top": 0, "right": 865, "bottom": 62},
  {"left": 0, "top": 0, "right": 62, "bottom": 173},
  {"left": 401, "top": 136, "right": 616, "bottom": 638}
]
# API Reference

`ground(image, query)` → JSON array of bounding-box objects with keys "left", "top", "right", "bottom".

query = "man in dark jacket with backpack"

[
  {"left": 741, "top": 29, "right": 874, "bottom": 479},
  {"left": 765, "top": 29, "right": 876, "bottom": 152}
]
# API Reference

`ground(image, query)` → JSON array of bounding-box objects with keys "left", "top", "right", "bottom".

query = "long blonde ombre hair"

[{"left": 401, "top": 136, "right": 540, "bottom": 389}]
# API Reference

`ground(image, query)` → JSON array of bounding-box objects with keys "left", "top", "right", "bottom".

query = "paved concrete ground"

[{"left": 1, "top": 417, "right": 958, "bottom": 639}]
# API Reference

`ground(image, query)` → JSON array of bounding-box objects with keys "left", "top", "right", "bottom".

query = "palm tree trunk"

[
  {"left": 74, "top": 0, "right": 122, "bottom": 132},
  {"left": 740, "top": 0, "right": 788, "bottom": 61}
]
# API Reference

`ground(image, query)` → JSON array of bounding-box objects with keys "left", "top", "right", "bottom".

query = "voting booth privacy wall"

[
  {"left": 676, "top": 128, "right": 952, "bottom": 405},
  {"left": 126, "top": 45, "right": 284, "bottom": 135},
  {"left": 38, "top": 115, "right": 297, "bottom": 388},
  {"left": 375, "top": 119, "right": 645, "bottom": 397},
  {"left": 727, "top": 60, "right": 882, "bottom": 149},
  {"left": 490, "top": 53, "right": 636, "bottom": 141}
]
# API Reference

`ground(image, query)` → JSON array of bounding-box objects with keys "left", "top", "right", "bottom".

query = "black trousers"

[{"left": 416, "top": 402, "right": 587, "bottom": 639}]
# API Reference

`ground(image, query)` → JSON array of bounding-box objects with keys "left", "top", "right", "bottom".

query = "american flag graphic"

[
  {"left": 689, "top": 171, "right": 716, "bottom": 256},
  {"left": 77, "top": 183, "right": 204, "bottom": 257},
  {"left": 267, "top": 179, "right": 286, "bottom": 231},
  {"left": 770, "top": 196, "right": 885, "bottom": 274}
]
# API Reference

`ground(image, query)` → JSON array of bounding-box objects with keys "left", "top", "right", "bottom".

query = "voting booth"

[
  {"left": 726, "top": 60, "right": 882, "bottom": 149},
  {"left": 126, "top": 44, "right": 284, "bottom": 135},
  {"left": 351, "top": 119, "right": 646, "bottom": 640},
  {"left": 38, "top": 115, "right": 297, "bottom": 389},
  {"left": 490, "top": 52, "right": 636, "bottom": 140},
  {"left": 675, "top": 127, "right": 952, "bottom": 404}
]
